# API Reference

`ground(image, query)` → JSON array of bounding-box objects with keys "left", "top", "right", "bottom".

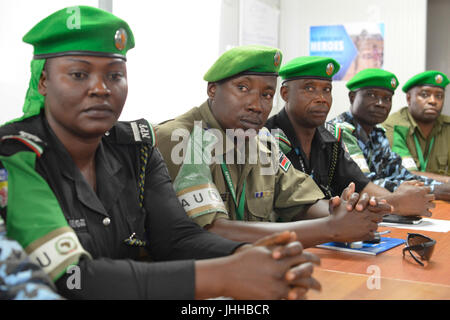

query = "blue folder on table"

[{"left": 316, "top": 237, "right": 405, "bottom": 255}]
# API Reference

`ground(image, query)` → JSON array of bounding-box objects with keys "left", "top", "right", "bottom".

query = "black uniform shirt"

[
  {"left": 0, "top": 113, "right": 243, "bottom": 299},
  {"left": 265, "top": 108, "right": 370, "bottom": 198}
]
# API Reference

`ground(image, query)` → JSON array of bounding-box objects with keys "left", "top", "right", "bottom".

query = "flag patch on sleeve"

[{"left": 279, "top": 153, "right": 291, "bottom": 172}]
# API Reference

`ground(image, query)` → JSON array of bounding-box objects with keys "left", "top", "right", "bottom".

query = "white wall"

[
  {"left": 278, "top": 0, "right": 428, "bottom": 120},
  {"left": 0, "top": 0, "right": 222, "bottom": 125},
  {"left": 113, "top": 0, "right": 221, "bottom": 124}
]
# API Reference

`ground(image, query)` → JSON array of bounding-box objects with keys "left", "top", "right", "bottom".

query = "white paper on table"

[{"left": 379, "top": 218, "right": 450, "bottom": 233}]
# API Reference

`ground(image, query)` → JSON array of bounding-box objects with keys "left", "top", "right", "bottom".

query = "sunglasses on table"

[{"left": 402, "top": 233, "right": 436, "bottom": 266}]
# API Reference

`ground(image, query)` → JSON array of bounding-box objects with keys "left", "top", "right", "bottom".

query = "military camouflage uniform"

[
  {"left": 155, "top": 101, "right": 325, "bottom": 228},
  {"left": 0, "top": 216, "right": 62, "bottom": 300},
  {"left": 328, "top": 111, "right": 441, "bottom": 192}
]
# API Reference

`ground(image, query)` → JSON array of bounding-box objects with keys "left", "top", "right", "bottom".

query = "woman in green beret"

[{"left": 0, "top": 6, "right": 320, "bottom": 300}]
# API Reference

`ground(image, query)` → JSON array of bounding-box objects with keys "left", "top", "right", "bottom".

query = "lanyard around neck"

[
  {"left": 413, "top": 133, "right": 435, "bottom": 172},
  {"left": 220, "top": 163, "right": 246, "bottom": 220}
]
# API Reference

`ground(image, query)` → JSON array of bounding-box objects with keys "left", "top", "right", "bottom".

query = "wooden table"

[{"left": 306, "top": 201, "right": 450, "bottom": 299}]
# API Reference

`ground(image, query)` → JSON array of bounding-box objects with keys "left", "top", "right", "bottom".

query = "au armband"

[
  {"left": 176, "top": 183, "right": 227, "bottom": 219},
  {"left": 26, "top": 226, "right": 91, "bottom": 281},
  {"left": 401, "top": 156, "right": 419, "bottom": 171}
]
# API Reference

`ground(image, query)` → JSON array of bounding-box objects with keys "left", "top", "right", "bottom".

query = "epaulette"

[
  {"left": 270, "top": 128, "right": 293, "bottom": 155},
  {"left": 0, "top": 130, "right": 46, "bottom": 158},
  {"left": 323, "top": 122, "right": 342, "bottom": 142},
  {"left": 108, "top": 119, "right": 155, "bottom": 147}
]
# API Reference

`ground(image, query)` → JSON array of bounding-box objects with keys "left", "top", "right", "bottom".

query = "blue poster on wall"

[{"left": 310, "top": 23, "right": 384, "bottom": 81}]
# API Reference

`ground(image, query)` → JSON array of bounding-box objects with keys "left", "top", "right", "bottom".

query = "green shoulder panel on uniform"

[
  {"left": 333, "top": 121, "right": 355, "bottom": 134},
  {"left": 391, "top": 125, "right": 411, "bottom": 157},
  {"left": 383, "top": 107, "right": 414, "bottom": 146},
  {"left": 0, "top": 151, "right": 91, "bottom": 282},
  {"left": 110, "top": 119, "right": 155, "bottom": 146},
  {"left": 329, "top": 122, "right": 371, "bottom": 173},
  {"left": 271, "top": 128, "right": 293, "bottom": 155}
]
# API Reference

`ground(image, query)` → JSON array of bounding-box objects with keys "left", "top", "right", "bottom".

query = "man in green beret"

[
  {"left": 383, "top": 70, "right": 450, "bottom": 181},
  {"left": 265, "top": 57, "right": 434, "bottom": 216},
  {"left": 156, "top": 46, "right": 391, "bottom": 248},
  {"left": 0, "top": 6, "right": 325, "bottom": 300},
  {"left": 328, "top": 68, "right": 450, "bottom": 203}
]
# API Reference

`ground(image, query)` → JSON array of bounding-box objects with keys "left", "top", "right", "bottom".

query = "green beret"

[
  {"left": 203, "top": 45, "right": 282, "bottom": 82},
  {"left": 402, "top": 70, "right": 449, "bottom": 92},
  {"left": 346, "top": 68, "right": 399, "bottom": 92},
  {"left": 23, "top": 6, "right": 134, "bottom": 60},
  {"left": 278, "top": 56, "right": 340, "bottom": 82}
]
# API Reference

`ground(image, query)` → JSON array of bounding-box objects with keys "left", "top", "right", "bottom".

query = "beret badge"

[
  {"left": 326, "top": 63, "right": 334, "bottom": 76},
  {"left": 274, "top": 51, "right": 281, "bottom": 67},
  {"left": 390, "top": 77, "right": 397, "bottom": 88},
  {"left": 114, "top": 28, "right": 127, "bottom": 50}
]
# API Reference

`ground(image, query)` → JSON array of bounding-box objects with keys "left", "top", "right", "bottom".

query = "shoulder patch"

[
  {"left": 0, "top": 131, "right": 45, "bottom": 157},
  {"left": 112, "top": 119, "right": 156, "bottom": 146},
  {"left": 130, "top": 119, "right": 156, "bottom": 146},
  {"left": 323, "top": 123, "right": 341, "bottom": 142}
]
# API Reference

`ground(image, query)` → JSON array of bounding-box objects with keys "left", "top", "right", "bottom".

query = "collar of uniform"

[
  {"left": 404, "top": 106, "right": 420, "bottom": 135},
  {"left": 42, "top": 116, "right": 77, "bottom": 181},
  {"left": 346, "top": 110, "right": 384, "bottom": 141},
  {"left": 280, "top": 107, "right": 336, "bottom": 149}
]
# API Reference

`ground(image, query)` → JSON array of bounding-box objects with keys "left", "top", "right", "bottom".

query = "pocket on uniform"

[
  {"left": 437, "top": 155, "right": 449, "bottom": 174},
  {"left": 246, "top": 191, "right": 275, "bottom": 222}
]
